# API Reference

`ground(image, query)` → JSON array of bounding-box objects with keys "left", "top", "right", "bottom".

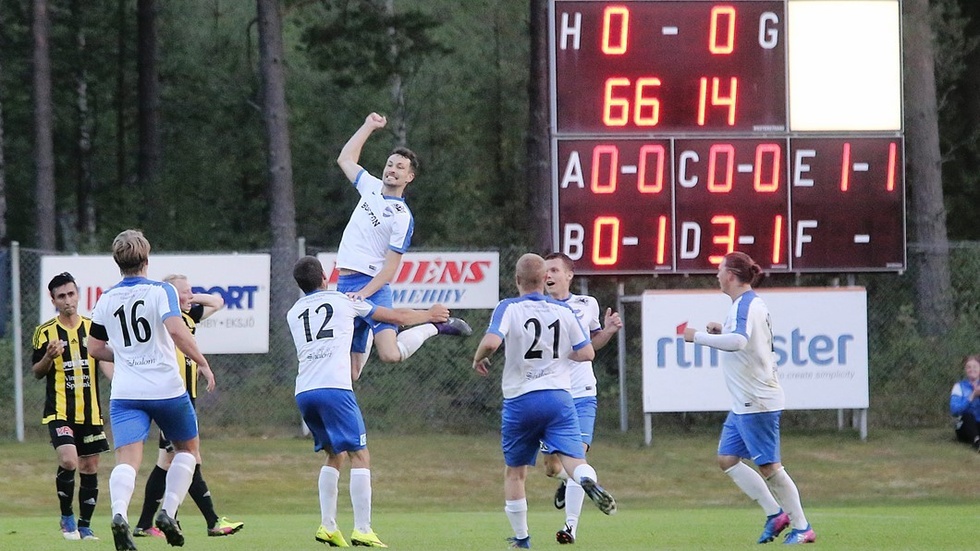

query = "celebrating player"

[
  {"left": 472, "top": 253, "right": 617, "bottom": 549},
  {"left": 683, "top": 251, "right": 815, "bottom": 545},
  {"left": 334, "top": 112, "right": 471, "bottom": 378}
]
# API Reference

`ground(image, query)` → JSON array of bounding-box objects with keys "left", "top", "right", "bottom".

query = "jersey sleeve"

[
  {"left": 159, "top": 283, "right": 183, "bottom": 321},
  {"left": 486, "top": 300, "right": 510, "bottom": 339},
  {"left": 566, "top": 308, "right": 590, "bottom": 350},
  {"left": 351, "top": 297, "right": 377, "bottom": 319},
  {"left": 951, "top": 383, "right": 970, "bottom": 416},
  {"left": 187, "top": 303, "right": 205, "bottom": 323},
  {"left": 31, "top": 326, "right": 48, "bottom": 363},
  {"left": 353, "top": 170, "right": 383, "bottom": 196},
  {"left": 388, "top": 205, "right": 414, "bottom": 253},
  {"left": 585, "top": 296, "right": 602, "bottom": 333}
]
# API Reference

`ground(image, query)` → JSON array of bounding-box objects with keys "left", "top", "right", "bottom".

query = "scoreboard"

[{"left": 550, "top": 0, "right": 905, "bottom": 274}]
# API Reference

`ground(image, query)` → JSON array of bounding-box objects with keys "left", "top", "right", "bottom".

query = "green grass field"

[{"left": 2, "top": 428, "right": 978, "bottom": 550}]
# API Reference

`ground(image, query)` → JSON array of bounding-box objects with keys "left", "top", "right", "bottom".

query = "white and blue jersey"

[
  {"left": 336, "top": 169, "right": 414, "bottom": 277},
  {"left": 286, "top": 290, "right": 377, "bottom": 395},
  {"left": 89, "top": 277, "right": 186, "bottom": 400},
  {"left": 486, "top": 292, "right": 590, "bottom": 399},
  {"left": 287, "top": 290, "right": 380, "bottom": 454},
  {"left": 696, "top": 290, "right": 784, "bottom": 414},
  {"left": 557, "top": 293, "right": 601, "bottom": 399},
  {"left": 950, "top": 379, "right": 980, "bottom": 420}
]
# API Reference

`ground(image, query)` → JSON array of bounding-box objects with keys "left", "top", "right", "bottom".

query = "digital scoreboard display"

[{"left": 550, "top": 0, "right": 905, "bottom": 274}]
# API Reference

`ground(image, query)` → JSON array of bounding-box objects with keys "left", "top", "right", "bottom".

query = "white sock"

[
  {"left": 109, "top": 464, "right": 137, "bottom": 520},
  {"left": 766, "top": 467, "right": 809, "bottom": 530},
  {"left": 572, "top": 463, "right": 597, "bottom": 485},
  {"left": 350, "top": 468, "right": 372, "bottom": 533},
  {"left": 565, "top": 478, "right": 585, "bottom": 535},
  {"left": 318, "top": 466, "right": 340, "bottom": 530},
  {"left": 396, "top": 324, "right": 438, "bottom": 360},
  {"left": 504, "top": 498, "right": 529, "bottom": 539},
  {"left": 724, "top": 462, "right": 781, "bottom": 516},
  {"left": 161, "top": 452, "right": 195, "bottom": 516}
]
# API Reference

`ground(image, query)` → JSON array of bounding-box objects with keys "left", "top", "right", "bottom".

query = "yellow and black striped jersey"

[
  {"left": 31, "top": 316, "right": 104, "bottom": 425},
  {"left": 176, "top": 304, "right": 204, "bottom": 398}
]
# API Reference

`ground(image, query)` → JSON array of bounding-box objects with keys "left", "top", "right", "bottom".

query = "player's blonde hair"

[
  {"left": 112, "top": 229, "right": 151, "bottom": 276},
  {"left": 515, "top": 253, "right": 546, "bottom": 291}
]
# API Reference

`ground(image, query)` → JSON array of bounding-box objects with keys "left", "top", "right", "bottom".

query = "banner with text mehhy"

[
  {"left": 39, "top": 254, "right": 270, "bottom": 354},
  {"left": 316, "top": 251, "right": 499, "bottom": 309},
  {"left": 641, "top": 288, "right": 869, "bottom": 412}
]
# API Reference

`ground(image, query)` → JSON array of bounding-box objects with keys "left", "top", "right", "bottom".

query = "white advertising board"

[
  {"left": 316, "top": 251, "right": 499, "bottom": 309},
  {"left": 39, "top": 254, "right": 270, "bottom": 354},
  {"left": 641, "top": 288, "right": 869, "bottom": 412}
]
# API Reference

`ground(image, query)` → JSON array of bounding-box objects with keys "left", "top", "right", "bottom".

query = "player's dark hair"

[
  {"left": 390, "top": 147, "right": 419, "bottom": 174},
  {"left": 544, "top": 252, "right": 574, "bottom": 273},
  {"left": 293, "top": 256, "right": 325, "bottom": 294},
  {"left": 724, "top": 251, "right": 765, "bottom": 287},
  {"left": 47, "top": 272, "right": 76, "bottom": 295}
]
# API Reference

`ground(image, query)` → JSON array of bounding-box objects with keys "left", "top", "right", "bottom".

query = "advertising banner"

[
  {"left": 316, "top": 251, "right": 499, "bottom": 309},
  {"left": 39, "top": 254, "right": 270, "bottom": 353},
  {"left": 641, "top": 288, "right": 869, "bottom": 412}
]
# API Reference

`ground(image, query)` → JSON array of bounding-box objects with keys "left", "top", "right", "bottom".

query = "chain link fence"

[{"left": 4, "top": 243, "right": 980, "bottom": 442}]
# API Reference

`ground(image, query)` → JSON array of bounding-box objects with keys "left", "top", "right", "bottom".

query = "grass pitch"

[{"left": 1, "top": 428, "right": 978, "bottom": 550}]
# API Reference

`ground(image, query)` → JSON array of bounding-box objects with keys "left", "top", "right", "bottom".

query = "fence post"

[{"left": 12, "top": 241, "right": 24, "bottom": 442}]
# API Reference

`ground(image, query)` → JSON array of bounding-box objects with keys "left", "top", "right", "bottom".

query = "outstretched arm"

[
  {"left": 337, "top": 112, "right": 387, "bottom": 183},
  {"left": 371, "top": 304, "right": 450, "bottom": 327}
]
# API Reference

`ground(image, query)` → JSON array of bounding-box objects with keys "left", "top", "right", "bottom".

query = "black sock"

[
  {"left": 56, "top": 467, "right": 76, "bottom": 517},
  {"left": 136, "top": 466, "right": 168, "bottom": 530},
  {"left": 78, "top": 473, "right": 98, "bottom": 528},
  {"left": 188, "top": 464, "right": 219, "bottom": 529}
]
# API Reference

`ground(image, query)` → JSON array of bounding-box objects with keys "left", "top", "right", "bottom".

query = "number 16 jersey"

[{"left": 90, "top": 276, "right": 185, "bottom": 400}]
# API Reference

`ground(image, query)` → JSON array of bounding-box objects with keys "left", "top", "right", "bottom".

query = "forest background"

[{"left": 3, "top": 0, "right": 980, "bottom": 434}]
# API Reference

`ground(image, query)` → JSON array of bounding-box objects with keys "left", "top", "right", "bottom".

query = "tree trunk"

[
  {"left": 33, "top": 0, "right": 56, "bottom": 250},
  {"left": 116, "top": 0, "right": 129, "bottom": 190},
  {"left": 904, "top": 0, "right": 954, "bottom": 335},
  {"left": 73, "top": 0, "right": 97, "bottom": 250},
  {"left": 256, "top": 0, "right": 298, "bottom": 349},
  {"left": 525, "top": 0, "right": 551, "bottom": 252},
  {"left": 137, "top": 0, "right": 162, "bottom": 224},
  {"left": 384, "top": 0, "right": 407, "bottom": 147}
]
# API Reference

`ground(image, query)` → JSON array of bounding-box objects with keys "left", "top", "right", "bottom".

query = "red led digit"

[
  {"left": 772, "top": 215, "right": 783, "bottom": 264},
  {"left": 634, "top": 78, "right": 662, "bottom": 126},
  {"left": 637, "top": 144, "right": 665, "bottom": 193},
  {"left": 592, "top": 216, "right": 620, "bottom": 265},
  {"left": 840, "top": 142, "right": 851, "bottom": 191},
  {"left": 591, "top": 145, "right": 619, "bottom": 194},
  {"left": 886, "top": 141, "right": 897, "bottom": 191},
  {"left": 754, "top": 143, "right": 781, "bottom": 192},
  {"left": 698, "top": 77, "right": 738, "bottom": 126},
  {"left": 707, "top": 143, "right": 735, "bottom": 192},
  {"left": 708, "top": 214, "right": 736, "bottom": 265},
  {"left": 656, "top": 215, "right": 668, "bottom": 264},
  {"left": 709, "top": 5, "right": 736, "bottom": 54},
  {"left": 603, "top": 78, "right": 630, "bottom": 126},
  {"left": 601, "top": 6, "right": 629, "bottom": 55}
]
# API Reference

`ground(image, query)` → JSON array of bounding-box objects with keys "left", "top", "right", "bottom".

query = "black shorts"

[{"left": 47, "top": 420, "right": 110, "bottom": 456}]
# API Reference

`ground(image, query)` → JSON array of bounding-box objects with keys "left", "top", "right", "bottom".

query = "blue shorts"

[
  {"left": 502, "top": 390, "right": 584, "bottom": 467},
  {"left": 337, "top": 273, "right": 396, "bottom": 353},
  {"left": 574, "top": 396, "right": 598, "bottom": 448},
  {"left": 109, "top": 394, "right": 198, "bottom": 449},
  {"left": 296, "top": 388, "right": 367, "bottom": 454},
  {"left": 717, "top": 410, "right": 782, "bottom": 466}
]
